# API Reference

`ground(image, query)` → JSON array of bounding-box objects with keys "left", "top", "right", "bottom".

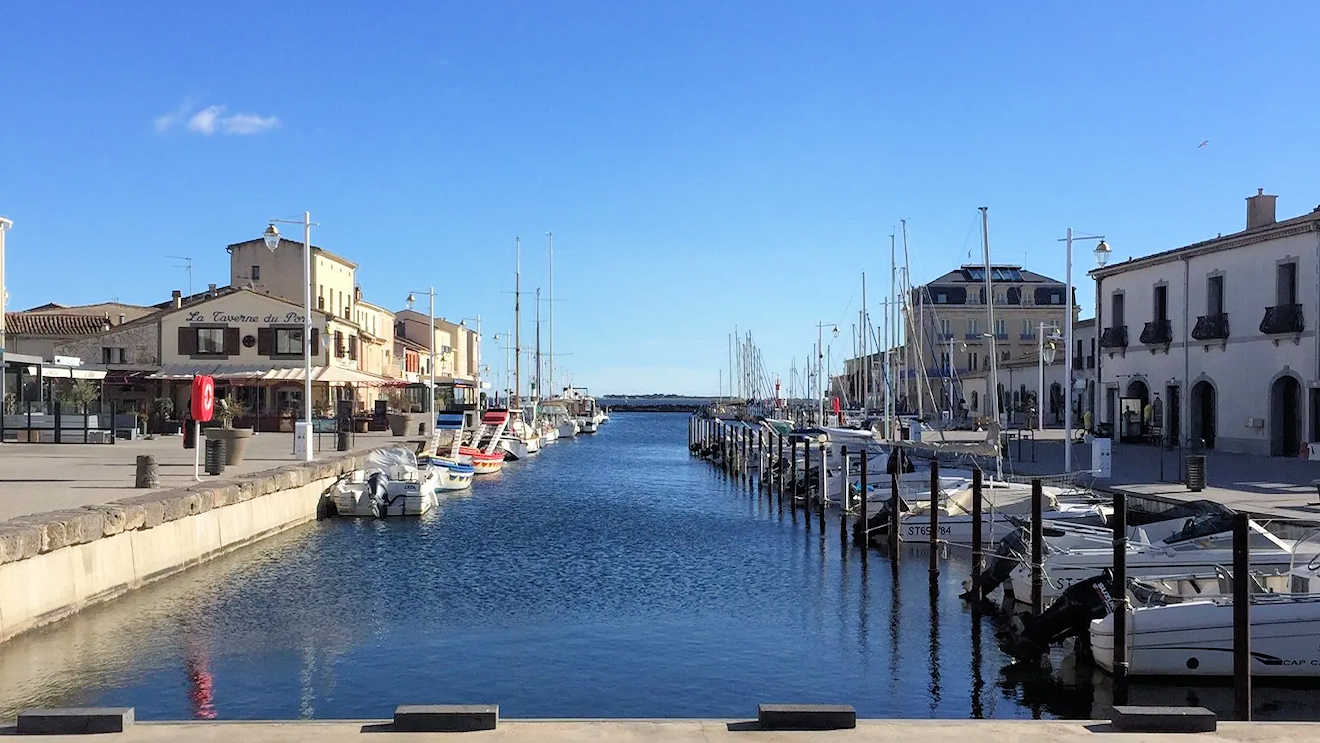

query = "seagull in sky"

[{"left": 1197, "top": 139, "right": 1210, "bottom": 149}]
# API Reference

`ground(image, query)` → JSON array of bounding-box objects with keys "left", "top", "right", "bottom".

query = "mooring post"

[
  {"left": 856, "top": 454, "right": 869, "bottom": 548},
  {"left": 840, "top": 446, "right": 850, "bottom": 543},
  {"left": 789, "top": 438, "right": 798, "bottom": 510},
  {"left": 1031, "top": 477, "right": 1043, "bottom": 615},
  {"left": 889, "top": 471, "right": 900, "bottom": 555},
  {"left": 1112, "top": 490, "right": 1129, "bottom": 704},
  {"left": 1233, "top": 511, "right": 1251, "bottom": 721},
  {"left": 929, "top": 459, "right": 940, "bottom": 576},
  {"left": 818, "top": 442, "right": 827, "bottom": 520},
  {"left": 757, "top": 430, "right": 764, "bottom": 491},
  {"left": 803, "top": 441, "right": 813, "bottom": 531},
  {"left": 777, "top": 432, "right": 785, "bottom": 505},
  {"left": 970, "top": 468, "right": 983, "bottom": 600}
]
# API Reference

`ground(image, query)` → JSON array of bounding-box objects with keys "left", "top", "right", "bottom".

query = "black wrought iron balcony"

[
  {"left": 1191, "top": 313, "right": 1230, "bottom": 341},
  {"left": 1139, "top": 319, "right": 1172, "bottom": 345},
  {"left": 1260, "top": 304, "right": 1304, "bottom": 335},
  {"left": 1099, "top": 325, "right": 1128, "bottom": 348},
  {"left": 1020, "top": 332, "right": 1036, "bottom": 341}
]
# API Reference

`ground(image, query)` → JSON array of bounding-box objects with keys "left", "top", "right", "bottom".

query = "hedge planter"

[{"left": 205, "top": 427, "right": 254, "bottom": 465}]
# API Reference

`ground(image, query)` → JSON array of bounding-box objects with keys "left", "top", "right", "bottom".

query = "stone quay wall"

[{"left": 0, "top": 449, "right": 383, "bottom": 644}]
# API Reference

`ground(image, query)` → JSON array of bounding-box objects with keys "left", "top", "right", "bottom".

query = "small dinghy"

[
  {"left": 419, "top": 412, "right": 475, "bottom": 491},
  {"left": 326, "top": 448, "right": 439, "bottom": 517}
]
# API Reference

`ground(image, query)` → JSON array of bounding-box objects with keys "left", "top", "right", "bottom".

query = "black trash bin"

[
  {"left": 183, "top": 419, "right": 196, "bottom": 449},
  {"left": 1185, "top": 454, "right": 1206, "bottom": 492},
  {"left": 337, "top": 430, "right": 351, "bottom": 452},
  {"left": 204, "top": 438, "right": 226, "bottom": 476}
]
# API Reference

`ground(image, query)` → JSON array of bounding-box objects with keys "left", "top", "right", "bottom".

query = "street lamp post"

[
  {"left": 406, "top": 288, "right": 436, "bottom": 430},
  {"left": 0, "top": 217, "right": 11, "bottom": 437},
  {"left": 263, "top": 213, "right": 316, "bottom": 461},
  {"left": 458, "top": 315, "right": 482, "bottom": 409},
  {"left": 1038, "top": 322, "right": 1061, "bottom": 430},
  {"left": 1058, "top": 228, "right": 1111, "bottom": 473}
]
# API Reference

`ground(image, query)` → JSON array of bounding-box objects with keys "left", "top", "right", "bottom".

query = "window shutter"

[
  {"left": 258, "top": 328, "right": 274, "bottom": 356},
  {"left": 178, "top": 326, "right": 197, "bottom": 355},
  {"left": 224, "top": 327, "right": 240, "bottom": 356},
  {"left": 309, "top": 328, "right": 320, "bottom": 357},
  {"left": 334, "top": 331, "right": 344, "bottom": 358}
]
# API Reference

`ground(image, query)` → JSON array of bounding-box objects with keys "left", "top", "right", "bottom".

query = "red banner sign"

[{"left": 191, "top": 375, "right": 215, "bottom": 422}]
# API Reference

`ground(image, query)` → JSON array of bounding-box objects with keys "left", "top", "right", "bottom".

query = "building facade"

[{"left": 1091, "top": 190, "right": 1320, "bottom": 456}]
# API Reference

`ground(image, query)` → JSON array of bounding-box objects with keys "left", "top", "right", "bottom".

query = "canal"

[{"left": 0, "top": 413, "right": 1314, "bottom": 720}]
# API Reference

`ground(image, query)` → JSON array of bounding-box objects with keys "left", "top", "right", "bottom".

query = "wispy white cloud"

[
  {"left": 154, "top": 101, "right": 281, "bottom": 136},
  {"left": 220, "top": 112, "right": 280, "bottom": 135},
  {"left": 186, "top": 105, "right": 224, "bottom": 134},
  {"left": 152, "top": 99, "right": 194, "bottom": 133}
]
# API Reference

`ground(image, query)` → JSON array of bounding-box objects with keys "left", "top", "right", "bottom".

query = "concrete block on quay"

[
  {"left": 82, "top": 504, "right": 128, "bottom": 537},
  {"left": 16, "top": 707, "right": 135, "bottom": 734},
  {"left": 0, "top": 522, "right": 43, "bottom": 563},
  {"left": 757, "top": 703, "right": 857, "bottom": 730},
  {"left": 1112, "top": 706, "right": 1217, "bottom": 733},
  {"left": 393, "top": 704, "right": 499, "bottom": 732}
]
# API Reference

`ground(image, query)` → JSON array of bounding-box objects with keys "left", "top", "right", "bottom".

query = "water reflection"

[{"left": 3, "top": 413, "right": 1317, "bottom": 720}]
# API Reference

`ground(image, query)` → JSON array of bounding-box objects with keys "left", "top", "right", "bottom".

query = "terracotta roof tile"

[{"left": 5, "top": 312, "right": 110, "bottom": 336}]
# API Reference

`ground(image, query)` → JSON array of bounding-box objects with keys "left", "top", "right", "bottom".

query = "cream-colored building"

[{"left": 228, "top": 237, "right": 359, "bottom": 322}]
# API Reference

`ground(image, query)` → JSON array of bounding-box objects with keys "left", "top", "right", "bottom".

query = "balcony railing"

[
  {"left": 937, "top": 332, "right": 954, "bottom": 341},
  {"left": 994, "top": 333, "right": 1009, "bottom": 341},
  {"left": 1099, "top": 325, "right": 1128, "bottom": 348},
  {"left": 964, "top": 333, "right": 982, "bottom": 340},
  {"left": 1087, "top": 355, "right": 1095, "bottom": 369},
  {"left": 1019, "top": 332, "right": 1036, "bottom": 341},
  {"left": 1191, "top": 313, "right": 1230, "bottom": 341},
  {"left": 1260, "top": 304, "right": 1304, "bottom": 335},
  {"left": 1139, "top": 319, "right": 1173, "bottom": 345}
]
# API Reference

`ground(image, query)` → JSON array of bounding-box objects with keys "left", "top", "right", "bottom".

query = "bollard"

[
  {"left": 134, "top": 454, "right": 159, "bottom": 488},
  {"left": 929, "top": 459, "right": 940, "bottom": 576},
  {"left": 1113, "top": 490, "right": 1129, "bottom": 704},
  {"left": 855, "top": 454, "right": 869, "bottom": 548},
  {"left": 889, "top": 471, "right": 900, "bottom": 555},
  {"left": 840, "top": 446, "right": 850, "bottom": 543},
  {"left": 1233, "top": 511, "right": 1251, "bottom": 721},
  {"left": 204, "top": 438, "right": 226, "bottom": 476},
  {"left": 1031, "top": 478, "right": 1043, "bottom": 615},
  {"left": 970, "top": 468, "right": 983, "bottom": 600}
]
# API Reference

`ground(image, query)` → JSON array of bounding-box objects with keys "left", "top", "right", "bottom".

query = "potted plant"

[
  {"left": 152, "top": 396, "right": 179, "bottom": 435},
  {"left": 385, "top": 390, "right": 410, "bottom": 436},
  {"left": 205, "top": 395, "right": 255, "bottom": 465}
]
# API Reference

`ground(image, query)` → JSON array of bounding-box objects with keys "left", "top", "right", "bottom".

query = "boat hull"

[
  {"left": 459, "top": 446, "right": 505, "bottom": 474},
  {"left": 1092, "top": 598, "right": 1320, "bottom": 677}
]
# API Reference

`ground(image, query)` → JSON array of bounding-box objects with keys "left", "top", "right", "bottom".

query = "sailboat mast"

[
  {"left": 535, "top": 287, "right": 542, "bottom": 401},
  {"left": 861, "top": 271, "right": 868, "bottom": 412},
  {"left": 514, "top": 236, "right": 522, "bottom": 410},
  {"left": 546, "top": 231, "right": 554, "bottom": 399},
  {"left": 887, "top": 233, "right": 895, "bottom": 437},
  {"left": 980, "top": 206, "right": 1002, "bottom": 481}
]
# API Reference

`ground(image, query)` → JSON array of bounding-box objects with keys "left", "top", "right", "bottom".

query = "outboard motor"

[
  {"left": 886, "top": 447, "right": 914, "bottom": 475},
  {"left": 1005, "top": 572, "right": 1113, "bottom": 661},
  {"left": 962, "top": 522, "right": 1031, "bottom": 602},
  {"left": 367, "top": 471, "right": 389, "bottom": 519}
]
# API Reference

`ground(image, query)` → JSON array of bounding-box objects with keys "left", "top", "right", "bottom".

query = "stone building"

[{"left": 1090, "top": 190, "right": 1320, "bottom": 456}]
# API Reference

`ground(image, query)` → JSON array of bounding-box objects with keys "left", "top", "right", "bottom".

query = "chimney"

[
  {"left": 171, "top": 290, "right": 182, "bottom": 309},
  {"left": 118, "top": 313, "right": 125, "bottom": 326},
  {"left": 208, "top": 283, "right": 218, "bottom": 297},
  {"left": 1246, "top": 188, "right": 1277, "bottom": 230},
  {"left": 354, "top": 285, "right": 363, "bottom": 302}
]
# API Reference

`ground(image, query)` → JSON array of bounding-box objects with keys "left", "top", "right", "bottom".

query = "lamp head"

[
  {"left": 1094, "top": 239, "right": 1112, "bottom": 267},
  {"left": 262, "top": 224, "right": 280, "bottom": 252},
  {"left": 1042, "top": 341, "right": 1058, "bottom": 365}
]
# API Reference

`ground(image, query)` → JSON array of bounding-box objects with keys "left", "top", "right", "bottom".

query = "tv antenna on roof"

[{"left": 166, "top": 255, "right": 193, "bottom": 296}]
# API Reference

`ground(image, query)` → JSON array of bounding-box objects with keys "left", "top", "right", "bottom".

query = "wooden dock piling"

[
  {"left": 970, "top": 468, "right": 983, "bottom": 600},
  {"left": 1031, "top": 478, "right": 1043, "bottom": 615},
  {"left": 929, "top": 459, "right": 940, "bottom": 576}
]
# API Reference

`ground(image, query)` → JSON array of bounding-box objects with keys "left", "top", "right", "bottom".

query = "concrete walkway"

[
  {"left": 0, "top": 719, "right": 1310, "bottom": 742},
  {"left": 0, "top": 431, "right": 420, "bottom": 522},
  {"left": 922, "top": 428, "right": 1320, "bottom": 522}
]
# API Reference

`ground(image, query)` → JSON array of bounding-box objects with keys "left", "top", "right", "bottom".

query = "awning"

[
  {"left": 146, "top": 363, "right": 400, "bottom": 386},
  {"left": 23, "top": 365, "right": 107, "bottom": 380}
]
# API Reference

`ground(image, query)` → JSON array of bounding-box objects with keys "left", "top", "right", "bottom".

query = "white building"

[
  {"left": 961, "top": 318, "right": 1096, "bottom": 427},
  {"left": 1090, "top": 190, "right": 1320, "bottom": 456}
]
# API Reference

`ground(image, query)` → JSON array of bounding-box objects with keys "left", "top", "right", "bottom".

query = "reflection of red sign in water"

[
  {"left": 186, "top": 653, "right": 216, "bottom": 719},
  {"left": 191, "top": 376, "right": 214, "bottom": 422}
]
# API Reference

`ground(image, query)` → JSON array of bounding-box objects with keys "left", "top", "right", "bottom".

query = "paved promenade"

[
  {"left": 0, "top": 431, "right": 415, "bottom": 522},
  {"left": 923, "top": 428, "right": 1320, "bottom": 522},
  {"left": 0, "top": 719, "right": 1309, "bottom": 742}
]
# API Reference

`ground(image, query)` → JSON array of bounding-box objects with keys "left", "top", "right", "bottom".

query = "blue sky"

[{"left": 3, "top": 1, "right": 1318, "bottom": 395}]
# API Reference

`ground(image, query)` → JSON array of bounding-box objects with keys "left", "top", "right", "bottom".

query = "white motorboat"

[
  {"left": 326, "top": 448, "right": 439, "bottom": 517},
  {"left": 995, "top": 506, "right": 1299, "bottom": 604},
  {"left": 420, "top": 412, "right": 475, "bottom": 491},
  {"left": 1092, "top": 594, "right": 1320, "bottom": 677},
  {"left": 541, "top": 402, "right": 579, "bottom": 438}
]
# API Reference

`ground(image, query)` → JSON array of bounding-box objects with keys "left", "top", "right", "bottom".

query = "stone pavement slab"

[
  {"left": 0, "top": 719, "right": 1312, "bottom": 743},
  {"left": 0, "top": 431, "right": 421, "bottom": 522}
]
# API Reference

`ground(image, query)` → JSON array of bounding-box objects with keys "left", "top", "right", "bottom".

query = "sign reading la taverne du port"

[{"left": 185, "top": 309, "right": 306, "bottom": 324}]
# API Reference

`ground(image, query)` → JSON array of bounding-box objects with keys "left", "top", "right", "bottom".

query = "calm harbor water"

[{"left": 1, "top": 413, "right": 1315, "bottom": 720}]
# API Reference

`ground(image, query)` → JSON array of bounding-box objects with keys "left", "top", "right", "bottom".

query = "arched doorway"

[
  {"left": 1271, "top": 375, "right": 1302, "bottom": 456},
  {"left": 1126, "top": 379, "right": 1149, "bottom": 405},
  {"left": 1190, "top": 381, "right": 1216, "bottom": 449}
]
